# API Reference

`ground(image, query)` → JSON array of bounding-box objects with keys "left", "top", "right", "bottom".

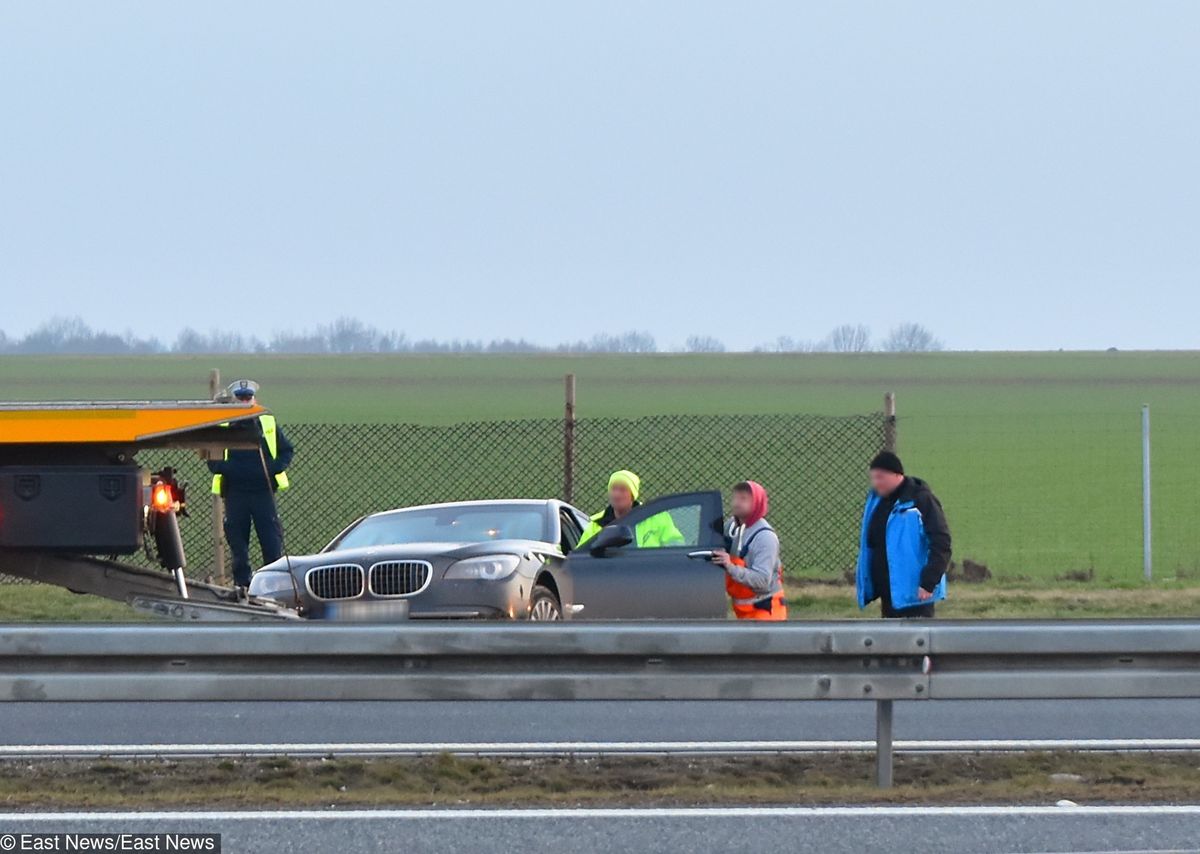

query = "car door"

[{"left": 563, "top": 491, "right": 728, "bottom": 619}]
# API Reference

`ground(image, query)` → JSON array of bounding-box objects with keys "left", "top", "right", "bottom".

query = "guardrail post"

[{"left": 875, "top": 699, "right": 894, "bottom": 788}]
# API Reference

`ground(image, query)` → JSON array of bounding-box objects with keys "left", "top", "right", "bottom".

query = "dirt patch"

[
  {"left": 949, "top": 559, "right": 992, "bottom": 583},
  {"left": 1, "top": 753, "right": 1199, "bottom": 809}
]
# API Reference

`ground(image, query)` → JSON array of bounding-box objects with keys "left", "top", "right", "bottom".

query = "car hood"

[{"left": 261, "top": 539, "right": 555, "bottom": 572}]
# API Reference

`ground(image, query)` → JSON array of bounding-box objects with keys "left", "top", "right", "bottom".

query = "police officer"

[{"left": 208, "top": 381, "right": 294, "bottom": 587}]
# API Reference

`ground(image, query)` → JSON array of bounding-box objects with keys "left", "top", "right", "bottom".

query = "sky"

[{"left": 0, "top": 2, "right": 1197, "bottom": 351}]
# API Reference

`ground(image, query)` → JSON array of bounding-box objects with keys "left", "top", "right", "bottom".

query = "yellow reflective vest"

[
  {"left": 211, "top": 414, "right": 290, "bottom": 495},
  {"left": 577, "top": 506, "right": 684, "bottom": 549}
]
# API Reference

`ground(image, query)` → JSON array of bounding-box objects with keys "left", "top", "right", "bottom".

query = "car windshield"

[{"left": 330, "top": 504, "right": 549, "bottom": 550}]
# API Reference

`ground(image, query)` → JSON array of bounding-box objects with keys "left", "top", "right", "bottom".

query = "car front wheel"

[{"left": 528, "top": 585, "right": 562, "bottom": 621}]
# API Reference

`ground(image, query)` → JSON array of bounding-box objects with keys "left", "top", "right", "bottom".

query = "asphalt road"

[
  {"left": 4, "top": 702, "right": 1197, "bottom": 854},
  {"left": 2, "top": 807, "right": 1198, "bottom": 854},
  {"left": 0, "top": 698, "right": 1196, "bottom": 745}
]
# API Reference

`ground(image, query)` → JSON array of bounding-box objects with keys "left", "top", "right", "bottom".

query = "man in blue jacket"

[{"left": 856, "top": 451, "right": 951, "bottom": 618}]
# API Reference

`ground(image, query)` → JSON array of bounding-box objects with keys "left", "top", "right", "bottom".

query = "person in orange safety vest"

[{"left": 711, "top": 481, "right": 788, "bottom": 620}]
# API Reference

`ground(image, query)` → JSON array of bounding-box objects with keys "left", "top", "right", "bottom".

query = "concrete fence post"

[
  {"left": 563, "top": 374, "right": 576, "bottom": 504},
  {"left": 884, "top": 392, "right": 897, "bottom": 453}
]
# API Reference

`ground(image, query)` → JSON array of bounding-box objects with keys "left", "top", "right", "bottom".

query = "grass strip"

[
  {"left": 0, "top": 753, "right": 1197, "bottom": 809},
  {"left": 3, "top": 582, "right": 1200, "bottom": 622}
]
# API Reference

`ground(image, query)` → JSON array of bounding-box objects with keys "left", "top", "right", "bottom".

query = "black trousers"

[
  {"left": 873, "top": 570, "right": 935, "bottom": 618},
  {"left": 223, "top": 490, "right": 284, "bottom": 586},
  {"left": 881, "top": 599, "right": 935, "bottom": 619}
]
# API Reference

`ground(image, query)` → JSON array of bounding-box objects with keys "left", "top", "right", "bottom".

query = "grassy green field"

[
  {"left": 6, "top": 350, "right": 1198, "bottom": 423},
  {"left": 2, "top": 351, "right": 1199, "bottom": 585}
]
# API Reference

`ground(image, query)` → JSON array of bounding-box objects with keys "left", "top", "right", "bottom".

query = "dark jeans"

[
  {"left": 873, "top": 569, "right": 936, "bottom": 618},
  {"left": 882, "top": 600, "right": 935, "bottom": 619},
  {"left": 223, "top": 489, "right": 284, "bottom": 586}
]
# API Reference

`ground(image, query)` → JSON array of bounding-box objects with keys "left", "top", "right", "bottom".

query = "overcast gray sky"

[{"left": 1, "top": 2, "right": 1196, "bottom": 351}]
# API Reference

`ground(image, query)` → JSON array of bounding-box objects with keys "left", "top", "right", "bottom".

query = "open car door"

[{"left": 563, "top": 491, "right": 728, "bottom": 619}]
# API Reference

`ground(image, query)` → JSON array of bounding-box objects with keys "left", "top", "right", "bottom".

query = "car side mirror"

[{"left": 589, "top": 524, "right": 633, "bottom": 556}]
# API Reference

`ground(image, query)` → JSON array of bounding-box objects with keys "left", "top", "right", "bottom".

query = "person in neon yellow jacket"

[{"left": 577, "top": 470, "right": 685, "bottom": 549}]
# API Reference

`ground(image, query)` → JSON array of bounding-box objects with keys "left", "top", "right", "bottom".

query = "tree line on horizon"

[{"left": 0, "top": 317, "right": 943, "bottom": 355}]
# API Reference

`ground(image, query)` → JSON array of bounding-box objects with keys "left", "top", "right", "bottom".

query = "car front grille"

[
  {"left": 305, "top": 564, "right": 365, "bottom": 600},
  {"left": 369, "top": 560, "right": 432, "bottom": 597}
]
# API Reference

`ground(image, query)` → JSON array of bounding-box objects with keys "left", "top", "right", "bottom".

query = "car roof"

[{"left": 367, "top": 498, "right": 562, "bottom": 519}]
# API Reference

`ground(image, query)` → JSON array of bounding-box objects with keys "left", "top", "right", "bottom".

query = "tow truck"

[{"left": 0, "top": 398, "right": 299, "bottom": 620}]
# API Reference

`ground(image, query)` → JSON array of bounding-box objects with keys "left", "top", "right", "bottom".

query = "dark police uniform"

[{"left": 208, "top": 414, "right": 294, "bottom": 586}]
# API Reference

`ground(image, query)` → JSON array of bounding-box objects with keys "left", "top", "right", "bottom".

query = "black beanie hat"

[{"left": 870, "top": 451, "right": 904, "bottom": 475}]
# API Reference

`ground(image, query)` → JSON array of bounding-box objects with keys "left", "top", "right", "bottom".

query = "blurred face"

[
  {"left": 870, "top": 468, "right": 905, "bottom": 496},
  {"left": 730, "top": 488, "right": 754, "bottom": 520},
  {"left": 609, "top": 483, "right": 635, "bottom": 516}
]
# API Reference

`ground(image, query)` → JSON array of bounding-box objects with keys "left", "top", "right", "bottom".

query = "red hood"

[{"left": 737, "top": 481, "right": 769, "bottom": 528}]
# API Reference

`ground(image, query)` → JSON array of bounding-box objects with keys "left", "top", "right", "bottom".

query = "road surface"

[
  {"left": 3, "top": 699, "right": 1197, "bottom": 852},
  {"left": 1, "top": 698, "right": 1195, "bottom": 745},
  {"left": 0, "top": 806, "right": 1197, "bottom": 854}
]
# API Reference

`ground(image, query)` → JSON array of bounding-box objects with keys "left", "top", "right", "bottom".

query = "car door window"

[
  {"left": 620, "top": 494, "right": 721, "bottom": 550},
  {"left": 559, "top": 510, "right": 582, "bottom": 553},
  {"left": 650, "top": 504, "right": 700, "bottom": 547}
]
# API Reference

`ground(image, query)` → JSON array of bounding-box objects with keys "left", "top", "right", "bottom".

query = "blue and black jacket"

[{"left": 856, "top": 477, "right": 951, "bottom": 610}]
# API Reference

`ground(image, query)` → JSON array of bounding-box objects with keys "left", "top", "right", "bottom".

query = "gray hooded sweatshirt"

[{"left": 725, "top": 517, "right": 783, "bottom": 596}]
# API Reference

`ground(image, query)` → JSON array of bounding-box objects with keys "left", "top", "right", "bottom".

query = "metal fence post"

[
  {"left": 883, "top": 392, "right": 897, "bottom": 453},
  {"left": 208, "top": 369, "right": 227, "bottom": 585},
  {"left": 563, "top": 374, "right": 576, "bottom": 504},
  {"left": 877, "top": 396, "right": 897, "bottom": 785},
  {"left": 875, "top": 699, "right": 894, "bottom": 788},
  {"left": 1142, "top": 404, "right": 1152, "bottom": 581}
]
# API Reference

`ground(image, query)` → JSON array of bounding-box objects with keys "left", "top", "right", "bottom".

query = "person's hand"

[
  {"left": 711, "top": 549, "right": 733, "bottom": 570},
  {"left": 917, "top": 587, "right": 933, "bottom": 601}
]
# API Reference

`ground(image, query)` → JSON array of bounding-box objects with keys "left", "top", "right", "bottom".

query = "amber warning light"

[
  {"left": 147, "top": 468, "right": 187, "bottom": 518},
  {"left": 151, "top": 483, "right": 173, "bottom": 512}
]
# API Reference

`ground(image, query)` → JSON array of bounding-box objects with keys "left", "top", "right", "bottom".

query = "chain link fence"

[
  {"left": 906, "top": 408, "right": 1200, "bottom": 583},
  {"left": 574, "top": 414, "right": 883, "bottom": 575},
  {"left": 7, "top": 400, "right": 1190, "bottom": 588},
  {"left": 121, "top": 412, "right": 886, "bottom": 582},
  {"left": 120, "top": 405, "right": 1199, "bottom": 588}
]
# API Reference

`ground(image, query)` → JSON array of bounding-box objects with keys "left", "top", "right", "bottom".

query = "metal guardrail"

[{"left": 1, "top": 620, "right": 1197, "bottom": 786}]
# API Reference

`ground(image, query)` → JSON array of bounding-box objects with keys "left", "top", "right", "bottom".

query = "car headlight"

[
  {"left": 444, "top": 554, "right": 521, "bottom": 581},
  {"left": 248, "top": 570, "right": 296, "bottom": 598}
]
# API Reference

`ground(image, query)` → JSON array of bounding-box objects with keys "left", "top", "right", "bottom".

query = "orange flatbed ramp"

[{"left": 0, "top": 401, "right": 266, "bottom": 445}]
